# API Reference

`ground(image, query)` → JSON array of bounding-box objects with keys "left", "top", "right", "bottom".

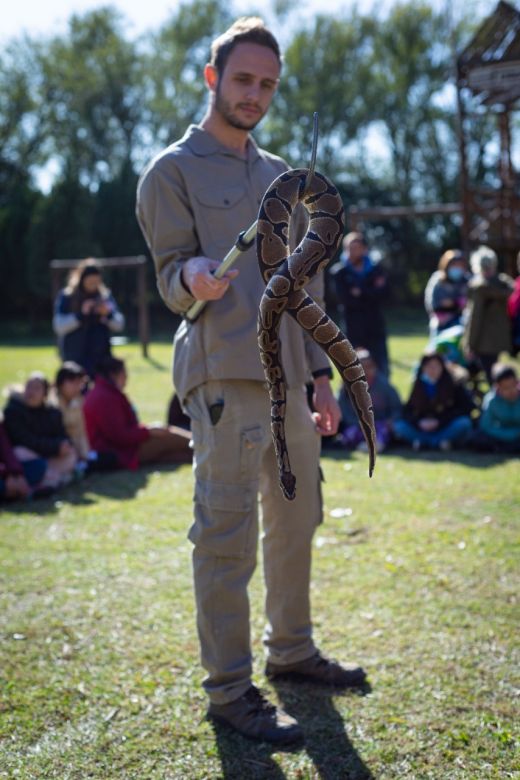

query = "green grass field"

[{"left": 0, "top": 322, "right": 518, "bottom": 779}]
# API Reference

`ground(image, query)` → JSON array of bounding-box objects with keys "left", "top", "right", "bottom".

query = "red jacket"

[{"left": 83, "top": 377, "right": 150, "bottom": 469}]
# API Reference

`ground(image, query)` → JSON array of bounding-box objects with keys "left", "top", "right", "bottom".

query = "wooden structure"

[
  {"left": 50, "top": 255, "right": 150, "bottom": 357},
  {"left": 350, "top": 1, "right": 520, "bottom": 275},
  {"left": 456, "top": 0, "right": 520, "bottom": 274}
]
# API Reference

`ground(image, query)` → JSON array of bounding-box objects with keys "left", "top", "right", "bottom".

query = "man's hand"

[
  {"left": 312, "top": 376, "right": 341, "bottom": 436},
  {"left": 182, "top": 256, "right": 239, "bottom": 301}
]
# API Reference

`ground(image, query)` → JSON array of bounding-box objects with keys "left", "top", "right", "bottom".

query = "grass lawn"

[{"left": 0, "top": 320, "right": 518, "bottom": 779}]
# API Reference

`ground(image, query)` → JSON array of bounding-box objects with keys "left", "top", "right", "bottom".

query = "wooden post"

[{"left": 137, "top": 259, "right": 150, "bottom": 358}]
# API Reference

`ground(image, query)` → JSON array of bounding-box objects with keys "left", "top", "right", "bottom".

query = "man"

[
  {"left": 330, "top": 231, "right": 390, "bottom": 376},
  {"left": 136, "top": 17, "right": 366, "bottom": 745}
]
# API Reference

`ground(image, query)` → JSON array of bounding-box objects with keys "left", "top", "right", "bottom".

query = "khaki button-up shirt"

[{"left": 136, "top": 124, "right": 331, "bottom": 401}]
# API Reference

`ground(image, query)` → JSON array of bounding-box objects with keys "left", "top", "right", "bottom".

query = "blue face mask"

[
  {"left": 420, "top": 371, "right": 437, "bottom": 385},
  {"left": 447, "top": 266, "right": 465, "bottom": 282}
]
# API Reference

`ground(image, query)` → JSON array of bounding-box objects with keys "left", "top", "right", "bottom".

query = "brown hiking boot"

[
  {"left": 265, "top": 651, "right": 367, "bottom": 688},
  {"left": 207, "top": 685, "right": 303, "bottom": 745}
]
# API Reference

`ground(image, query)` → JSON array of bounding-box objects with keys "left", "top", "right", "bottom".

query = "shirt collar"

[{"left": 183, "top": 124, "right": 260, "bottom": 162}]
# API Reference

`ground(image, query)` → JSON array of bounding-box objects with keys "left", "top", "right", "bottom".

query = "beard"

[{"left": 215, "top": 85, "right": 264, "bottom": 131}]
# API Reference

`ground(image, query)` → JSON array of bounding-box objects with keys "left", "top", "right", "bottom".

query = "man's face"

[{"left": 213, "top": 42, "right": 280, "bottom": 131}]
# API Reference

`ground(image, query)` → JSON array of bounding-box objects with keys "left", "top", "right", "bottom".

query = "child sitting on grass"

[
  {"left": 3, "top": 372, "right": 78, "bottom": 489},
  {"left": 475, "top": 364, "right": 520, "bottom": 454},
  {"left": 0, "top": 420, "right": 48, "bottom": 500},
  {"left": 54, "top": 362, "right": 117, "bottom": 473},
  {"left": 337, "top": 349, "right": 402, "bottom": 453},
  {"left": 394, "top": 351, "right": 474, "bottom": 451}
]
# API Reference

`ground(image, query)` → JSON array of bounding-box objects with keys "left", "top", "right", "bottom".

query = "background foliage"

[{"left": 0, "top": 0, "right": 515, "bottom": 328}]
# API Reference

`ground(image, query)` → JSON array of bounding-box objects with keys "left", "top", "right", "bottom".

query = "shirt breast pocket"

[{"left": 193, "top": 184, "right": 248, "bottom": 255}]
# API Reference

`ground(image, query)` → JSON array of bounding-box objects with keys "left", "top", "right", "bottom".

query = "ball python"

[{"left": 256, "top": 168, "right": 377, "bottom": 501}]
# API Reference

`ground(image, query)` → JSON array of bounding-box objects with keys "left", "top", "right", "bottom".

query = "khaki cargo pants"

[{"left": 184, "top": 379, "right": 322, "bottom": 705}]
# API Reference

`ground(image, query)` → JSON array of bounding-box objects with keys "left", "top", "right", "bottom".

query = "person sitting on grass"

[
  {"left": 337, "top": 349, "right": 401, "bottom": 453},
  {"left": 393, "top": 351, "right": 474, "bottom": 451},
  {"left": 83, "top": 356, "right": 192, "bottom": 470},
  {"left": 474, "top": 364, "right": 520, "bottom": 454},
  {"left": 0, "top": 420, "right": 30, "bottom": 501},
  {"left": 54, "top": 362, "right": 118, "bottom": 473},
  {"left": 3, "top": 373, "right": 78, "bottom": 489}
]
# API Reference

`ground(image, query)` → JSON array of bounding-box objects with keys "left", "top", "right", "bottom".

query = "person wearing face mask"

[
  {"left": 393, "top": 352, "right": 474, "bottom": 451},
  {"left": 424, "top": 249, "right": 469, "bottom": 339},
  {"left": 462, "top": 246, "right": 514, "bottom": 383}
]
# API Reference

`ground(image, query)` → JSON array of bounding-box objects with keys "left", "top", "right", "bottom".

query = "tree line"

[{"left": 0, "top": 0, "right": 501, "bottom": 331}]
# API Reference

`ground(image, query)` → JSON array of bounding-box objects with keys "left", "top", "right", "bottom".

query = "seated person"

[
  {"left": 338, "top": 349, "right": 401, "bottom": 452},
  {"left": 394, "top": 352, "right": 474, "bottom": 450},
  {"left": 1, "top": 420, "right": 31, "bottom": 500},
  {"left": 3, "top": 373, "right": 77, "bottom": 488},
  {"left": 54, "top": 362, "right": 117, "bottom": 472},
  {"left": 475, "top": 364, "right": 520, "bottom": 453},
  {"left": 83, "top": 356, "right": 192, "bottom": 469},
  {"left": 0, "top": 420, "right": 51, "bottom": 500}
]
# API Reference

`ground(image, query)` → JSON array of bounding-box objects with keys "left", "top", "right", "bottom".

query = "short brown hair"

[
  {"left": 438, "top": 249, "right": 464, "bottom": 273},
  {"left": 343, "top": 231, "right": 366, "bottom": 247},
  {"left": 210, "top": 17, "right": 281, "bottom": 76}
]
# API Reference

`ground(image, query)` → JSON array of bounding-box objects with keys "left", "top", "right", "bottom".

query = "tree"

[
  {"left": 263, "top": 12, "right": 376, "bottom": 176},
  {"left": 139, "top": 0, "right": 232, "bottom": 159},
  {"left": 37, "top": 7, "right": 145, "bottom": 187}
]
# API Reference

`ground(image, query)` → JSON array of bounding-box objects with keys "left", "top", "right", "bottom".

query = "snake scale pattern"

[{"left": 256, "top": 168, "right": 377, "bottom": 501}]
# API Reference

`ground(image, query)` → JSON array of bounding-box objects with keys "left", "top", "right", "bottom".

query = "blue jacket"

[{"left": 53, "top": 290, "right": 125, "bottom": 377}]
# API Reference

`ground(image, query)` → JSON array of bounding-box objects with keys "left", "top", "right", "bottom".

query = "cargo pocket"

[
  {"left": 189, "top": 478, "right": 257, "bottom": 558},
  {"left": 240, "top": 425, "right": 264, "bottom": 479}
]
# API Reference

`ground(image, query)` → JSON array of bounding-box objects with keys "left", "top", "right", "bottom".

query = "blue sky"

[{"left": 2, "top": 0, "right": 499, "bottom": 42}]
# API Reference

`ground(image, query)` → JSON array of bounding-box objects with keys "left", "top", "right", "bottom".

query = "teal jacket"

[{"left": 479, "top": 391, "right": 520, "bottom": 442}]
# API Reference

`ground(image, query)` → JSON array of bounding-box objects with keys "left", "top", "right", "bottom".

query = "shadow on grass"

[
  {"left": 1, "top": 463, "right": 187, "bottom": 516},
  {"left": 382, "top": 445, "right": 514, "bottom": 469},
  {"left": 322, "top": 444, "right": 515, "bottom": 470},
  {"left": 274, "top": 682, "right": 374, "bottom": 780},
  {"left": 143, "top": 354, "right": 169, "bottom": 371},
  {"left": 208, "top": 684, "right": 373, "bottom": 780}
]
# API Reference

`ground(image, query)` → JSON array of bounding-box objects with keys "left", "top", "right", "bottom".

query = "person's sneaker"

[
  {"left": 265, "top": 651, "right": 367, "bottom": 688},
  {"left": 207, "top": 685, "right": 303, "bottom": 745}
]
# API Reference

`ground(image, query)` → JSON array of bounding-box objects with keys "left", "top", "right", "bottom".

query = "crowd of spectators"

[
  {"left": 0, "top": 358, "right": 192, "bottom": 503},
  {"left": 328, "top": 242, "right": 520, "bottom": 456},
  {"left": 2, "top": 244, "right": 519, "bottom": 503}
]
